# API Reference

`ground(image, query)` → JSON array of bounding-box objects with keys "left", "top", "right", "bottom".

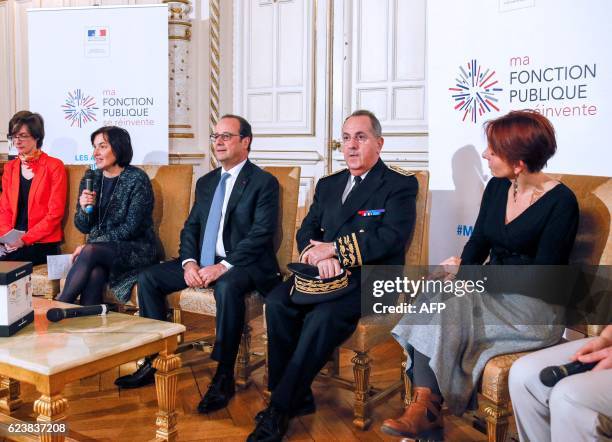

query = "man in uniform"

[{"left": 248, "top": 110, "right": 418, "bottom": 441}]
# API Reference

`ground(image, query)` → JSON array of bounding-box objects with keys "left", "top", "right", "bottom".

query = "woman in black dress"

[
  {"left": 382, "top": 110, "right": 579, "bottom": 439},
  {"left": 57, "top": 126, "right": 158, "bottom": 305}
]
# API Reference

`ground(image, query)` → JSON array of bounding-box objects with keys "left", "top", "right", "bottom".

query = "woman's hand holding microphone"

[{"left": 79, "top": 189, "right": 96, "bottom": 213}]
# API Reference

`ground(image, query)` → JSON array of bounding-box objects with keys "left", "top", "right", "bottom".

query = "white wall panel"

[
  {"left": 99, "top": 0, "right": 132, "bottom": 5},
  {"left": 247, "top": 93, "right": 273, "bottom": 122},
  {"left": 277, "top": 92, "right": 302, "bottom": 122},
  {"left": 357, "top": 88, "right": 387, "bottom": 119},
  {"left": 68, "top": 0, "right": 92, "bottom": 7},
  {"left": 350, "top": 0, "right": 426, "bottom": 134},
  {"left": 236, "top": 0, "right": 313, "bottom": 134},
  {"left": 394, "top": 0, "right": 425, "bottom": 81},
  {"left": 357, "top": 0, "right": 388, "bottom": 83},
  {"left": 393, "top": 86, "right": 424, "bottom": 120},
  {"left": 40, "top": 0, "right": 65, "bottom": 7},
  {"left": 248, "top": 1, "right": 273, "bottom": 88},
  {"left": 277, "top": 0, "right": 303, "bottom": 87}
]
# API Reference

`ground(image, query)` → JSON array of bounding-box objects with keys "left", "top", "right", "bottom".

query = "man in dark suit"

[
  {"left": 248, "top": 110, "right": 418, "bottom": 441},
  {"left": 114, "top": 114, "right": 281, "bottom": 414}
]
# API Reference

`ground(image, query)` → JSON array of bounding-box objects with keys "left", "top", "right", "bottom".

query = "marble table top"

[{"left": 0, "top": 298, "right": 185, "bottom": 376}]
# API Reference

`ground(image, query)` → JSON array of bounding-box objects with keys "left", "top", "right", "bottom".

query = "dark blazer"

[
  {"left": 297, "top": 159, "right": 418, "bottom": 269},
  {"left": 74, "top": 165, "right": 158, "bottom": 301},
  {"left": 179, "top": 160, "right": 281, "bottom": 293}
]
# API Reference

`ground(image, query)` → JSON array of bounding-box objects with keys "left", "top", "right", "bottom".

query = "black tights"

[
  {"left": 412, "top": 349, "right": 442, "bottom": 397},
  {"left": 58, "top": 243, "right": 115, "bottom": 306}
]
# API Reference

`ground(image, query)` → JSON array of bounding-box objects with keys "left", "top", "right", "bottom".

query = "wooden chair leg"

[
  {"left": 45, "top": 281, "right": 60, "bottom": 300},
  {"left": 401, "top": 356, "right": 411, "bottom": 408},
  {"left": 262, "top": 307, "right": 270, "bottom": 398},
  {"left": 352, "top": 351, "right": 372, "bottom": 430},
  {"left": 235, "top": 324, "right": 252, "bottom": 389},
  {"left": 479, "top": 398, "right": 511, "bottom": 442},
  {"left": 261, "top": 330, "right": 271, "bottom": 401},
  {"left": 172, "top": 309, "right": 183, "bottom": 344},
  {"left": 0, "top": 377, "right": 22, "bottom": 415}
]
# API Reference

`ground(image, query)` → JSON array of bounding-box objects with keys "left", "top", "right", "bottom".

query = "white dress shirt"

[
  {"left": 341, "top": 170, "right": 369, "bottom": 203},
  {"left": 182, "top": 159, "right": 247, "bottom": 270}
]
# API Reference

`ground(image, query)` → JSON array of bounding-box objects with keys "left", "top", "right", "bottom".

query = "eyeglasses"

[
  {"left": 8, "top": 134, "right": 34, "bottom": 142},
  {"left": 342, "top": 133, "right": 371, "bottom": 144},
  {"left": 210, "top": 132, "right": 240, "bottom": 142}
]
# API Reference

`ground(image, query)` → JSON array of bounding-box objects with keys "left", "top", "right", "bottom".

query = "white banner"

[
  {"left": 28, "top": 4, "right": 168, "bottom": 165},
  {"left": 428, "top": 0, "right": 612, "bottom": 264}
]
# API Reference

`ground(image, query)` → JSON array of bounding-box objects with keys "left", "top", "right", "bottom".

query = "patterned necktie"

[
  {"left": 343, "top": 175, "right": 362, "bottom": 204},
  {"left": 200, "top": 172, "right": 231, "bottom": 266}
]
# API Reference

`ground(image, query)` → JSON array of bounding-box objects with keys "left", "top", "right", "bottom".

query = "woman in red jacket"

[{"left": 0, "top": 111, "right": 67, "bottom": 264}]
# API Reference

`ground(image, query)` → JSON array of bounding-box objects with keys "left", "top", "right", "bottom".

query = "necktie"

[
  {"left": 200, "top": 172, "right": 231, "bottom": 266},
  {"left": 343, "top": 175, "right": 362, "bottom": 204}
]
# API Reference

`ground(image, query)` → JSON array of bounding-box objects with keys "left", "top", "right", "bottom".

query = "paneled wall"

[
  {"left": 0, "top": 0, "right": 208, "bottom": 166},
  {"left": 236, "top": 0, "right": 314, "bottom": 134},
  {"left": 351, "top": 0, "right": 426, "bottom": 133},
  {"left": 1, "top": 0, "right": 429, "bottom": 197},
  {"left": 231, "top": 0, "right": 429, "bottom": 210}
]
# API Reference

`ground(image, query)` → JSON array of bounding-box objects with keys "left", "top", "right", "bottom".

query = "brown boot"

[{"left": 381, "top": 387, "right": 443, "bottom": 439}]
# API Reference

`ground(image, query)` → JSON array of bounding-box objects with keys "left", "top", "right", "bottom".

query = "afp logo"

[{"left": 449, "top": 59, "right": 503, "bottom": 123}]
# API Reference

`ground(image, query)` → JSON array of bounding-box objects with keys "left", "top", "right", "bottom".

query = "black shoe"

[
  {"left": 114, "top": 359, "right": 156, "bottom": 389},
  {"left": 247, "top": 406, "right": 289, "bottom": 442},
  {"left": 254, "top": 393, "right": 315, "bottom": 423},
  {"left": 197, "top": 373, "right": 235, "bottom": 414}
]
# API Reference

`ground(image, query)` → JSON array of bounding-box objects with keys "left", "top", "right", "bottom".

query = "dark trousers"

[
  {"left": 137, "top": 259, "right": 256, "bottom": 366},
  {"left": 0, "top": 242, "right": 59, "bottom": 265},
  {"left": 266, "top": 278, "right": 361, "bottom": 411}
]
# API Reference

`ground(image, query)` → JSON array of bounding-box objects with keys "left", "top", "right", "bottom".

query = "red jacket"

[{"left": 0, "top": 152, "right": 67, "bottom": 245}]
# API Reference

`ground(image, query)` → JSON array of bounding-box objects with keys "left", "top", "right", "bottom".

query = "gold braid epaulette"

[
  {"left": 389, "top": 166, "right": 415, "bottom": 176},
  {"left": 335, "top": 232, "right": 362, "bottom": 267},
  {"left": 321, "top": 168, "right": 346, "bottom": 179}
]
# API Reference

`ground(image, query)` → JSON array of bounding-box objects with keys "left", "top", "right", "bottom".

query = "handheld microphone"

[
  {"left": 84, "top": 169, "right": 95, "bottom": 214},
  {"left": 539, "top": 360, "right": 597, "bottom": 387},
  {"left": 46, "top": 304, "right": 108, "bottom": 322}
]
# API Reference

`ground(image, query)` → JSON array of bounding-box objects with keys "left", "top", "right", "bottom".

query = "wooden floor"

[{"left": 8, "top": 312, "right": 515, "bottom": 441}]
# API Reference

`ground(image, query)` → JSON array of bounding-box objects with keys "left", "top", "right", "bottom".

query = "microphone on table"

[
  {"left": 84, "top": 169, "right": 95, "bottom": 214},
  {"left": 46, "top": 304, "right": 108, "bottom": 322},
  {"left": 539, "top": 360, "right": 597, "bottom": 387}
]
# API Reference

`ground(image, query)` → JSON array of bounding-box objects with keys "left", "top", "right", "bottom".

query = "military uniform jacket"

[{"left": 297, "top": 159, "right": 418, "bottom": 269}]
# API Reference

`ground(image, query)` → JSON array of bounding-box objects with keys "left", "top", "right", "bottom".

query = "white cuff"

[
  {"left": 220, "top": 260, "right": 233, "bottom": 270},
  {"left": 181, "top": 258, "right": 197, "bottom": 269}
]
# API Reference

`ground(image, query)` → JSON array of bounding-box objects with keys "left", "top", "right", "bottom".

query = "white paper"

[
  {"left": 0, "top": 229, "right": 25, "bottom": 245},
  {"left": 46, "top": 254, "right": 73, "bottom": 280}
]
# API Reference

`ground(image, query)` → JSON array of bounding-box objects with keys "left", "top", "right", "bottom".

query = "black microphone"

[
  {"left": 539, "top": 360, "right": 597, "bottom": 387},
  {"left": 84, "top": 169, "right": 95, "bottom": 214},
  {"left": 46, "top": 304, "right": 108, "bottom": 322}
]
